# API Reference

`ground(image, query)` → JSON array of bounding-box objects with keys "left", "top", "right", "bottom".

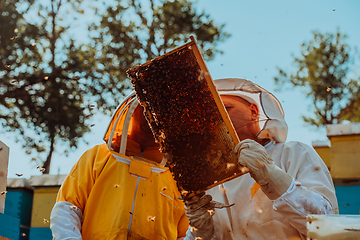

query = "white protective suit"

[{"left": 197, "top": 78, "right": 339, "bottom": 240}]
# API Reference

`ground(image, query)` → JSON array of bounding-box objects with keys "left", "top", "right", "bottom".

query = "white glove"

[
  {"left": 234, "top": 139, "right": 293, "bottom": 200},
  {"left": 184, "top": 194, "right": 234, "bottom": 240},
  {"left": 184, "top": 194, "right": 215, "bottom": 240}
]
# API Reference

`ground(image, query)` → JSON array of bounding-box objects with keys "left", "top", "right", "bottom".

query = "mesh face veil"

[{"left": 214, "top": 78, "right": 288, "bottom": 143}]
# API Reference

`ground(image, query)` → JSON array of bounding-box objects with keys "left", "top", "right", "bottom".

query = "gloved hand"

[
  {"left": 184, "top": 194, "right": 234, "bottom": 240},
  {"left": 234, "top": 139, "right": 293, "bottom": 200},
  {"left": 185, "top": 194, "right": 214, "bottom": 240}
]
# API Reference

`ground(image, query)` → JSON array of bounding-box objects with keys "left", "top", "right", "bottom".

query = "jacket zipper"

[{"left": 127, "top": 176, "right": 141, "bottom": 238}]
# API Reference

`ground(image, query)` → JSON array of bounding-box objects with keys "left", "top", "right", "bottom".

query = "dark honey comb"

[{"left": 127, "top": 42, "right": 245, "bottom": 198}]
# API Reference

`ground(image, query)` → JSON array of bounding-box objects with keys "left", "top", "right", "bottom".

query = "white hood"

[{"left": 214, "top": 78, "right": 288, "bottom": 143}]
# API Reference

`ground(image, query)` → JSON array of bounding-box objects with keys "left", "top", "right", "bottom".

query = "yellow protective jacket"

[{"left": 51, "top": 92, "right": 188, "bottom": 240}]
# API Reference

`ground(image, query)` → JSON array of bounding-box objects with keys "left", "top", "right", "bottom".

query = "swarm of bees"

[
  {"left": 127, "top": 41, "right": 242, "bottom": 198},
  {"left": 37, "top": 166, "right": 46, "bottom": 172}
]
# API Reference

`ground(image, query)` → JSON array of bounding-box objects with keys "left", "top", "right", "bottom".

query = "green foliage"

[
  {"left": 89, "top": 0, "right": 230, "bottom": 112},
  {"left": 0, "top": 0, "right": 230, "bottom": 173},
  {"left": 274, "top": 29, "right": 359, "bottom": 127},
  {"left": 0, "top": 0, "right": 93, "bottom": 173}
]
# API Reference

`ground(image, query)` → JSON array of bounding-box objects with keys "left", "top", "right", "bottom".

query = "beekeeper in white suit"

[{"left": 184, "top": 78, "right": 338, "bottom": 240}]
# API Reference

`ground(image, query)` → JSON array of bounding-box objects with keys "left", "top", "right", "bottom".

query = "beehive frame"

[{"left": 127, "top": 36, "right": 248, "bottom": 198}]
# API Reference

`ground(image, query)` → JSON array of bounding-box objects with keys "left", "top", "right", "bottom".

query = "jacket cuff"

[{"left": 50, "top": 201, "right": 83, "bottom": 240}]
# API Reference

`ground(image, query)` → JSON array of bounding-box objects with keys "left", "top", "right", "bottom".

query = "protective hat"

[
  {"left": 214, "top": 78, "right": 288, "bottom": 143},
  {"left": 103, "top": 91, "right": 139, "bottom": 154}
]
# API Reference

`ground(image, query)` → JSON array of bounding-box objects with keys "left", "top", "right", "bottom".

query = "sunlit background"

[{"left": 3, "top": 0, "right": 360, "bottom": 178}]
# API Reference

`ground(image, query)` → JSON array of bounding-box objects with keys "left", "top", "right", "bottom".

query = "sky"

[{"left": 3, "top": 0, "right": 360, "bottom": 179}]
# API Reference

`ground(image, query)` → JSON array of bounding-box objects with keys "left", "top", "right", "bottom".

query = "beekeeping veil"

[
  {"left": 103, "top": 92, "right": 139, "bottom": 154},
  {"left": 214, "top": 78, "right": 288, "bottom": 143}
]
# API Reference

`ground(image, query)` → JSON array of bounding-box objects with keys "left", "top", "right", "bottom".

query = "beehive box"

[
  {"left": 127, "top": 36, "right": 248, "bottom": 198},
  {"left": 307, "top": 214, "right": 360, "bottom": 239},
  {"left": 0, "top": 213, "right": 20, "bottom": 240},
  {"left": 312, "top": 140, "right": 331, "bottom": 170},
  {"left": 29, "top": 175, "right": 66, "bottom": 240},
  {"left": 0, "top": 141, "right": 10, "bottom": 214},
  {"left": 326, "top": 123, "right": 360, "bottom": 179},
  {"left": 6, "top": 178, "right": 34, "bottom": 240}
]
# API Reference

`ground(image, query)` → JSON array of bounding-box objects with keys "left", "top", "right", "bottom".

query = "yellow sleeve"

[
  {"left": 56, "top": 144, "right": 109, "bottom": 211},
  {"left": 177, "top": 210, "right": 189, "bottom": 238}
]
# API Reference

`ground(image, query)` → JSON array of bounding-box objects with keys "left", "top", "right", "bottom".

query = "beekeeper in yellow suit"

[
  {"left": 184, "top": 78, "right": 338, "bottom": 240},
  {"left": 50, "top": 92, "right": 189, "bottom": 239}
]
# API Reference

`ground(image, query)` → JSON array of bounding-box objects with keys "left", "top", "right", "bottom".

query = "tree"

[
  {"left": 338, "top": 95, "right": 360, "bottom": 122},
  {"left": 1, "top": 0, "right": 230, "bottom": 173},
  {"left": 274, "top": 29, "right": 359, "bottom": 127},
  {"left": 0, "top": 0, "right": 95, "bottom": 174},
  {"left": 88, "top": 0, "right": 231, "bottom": 112},
  {"left": 0, "top": 0, "right": 47, "bottom": 165}
]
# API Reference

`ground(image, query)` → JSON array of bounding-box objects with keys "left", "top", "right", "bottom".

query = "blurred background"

[
  {"left": 1, "top": 0, "right": 359, "bottom": 178},
  {"left": 1, "top": 0, "right": 360, "bottom": 239}
]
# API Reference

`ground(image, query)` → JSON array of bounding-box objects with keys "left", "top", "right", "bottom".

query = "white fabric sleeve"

[
  {"left": 50, "top": 201, "right": 83, "bottom": 240},
  {"left": 273, "top": 179, "right": 333, "bottom": 236}
]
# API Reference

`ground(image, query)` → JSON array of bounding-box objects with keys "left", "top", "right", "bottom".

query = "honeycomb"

[{"left": 127, "top": 38, "right": 247, "bottom": 198}]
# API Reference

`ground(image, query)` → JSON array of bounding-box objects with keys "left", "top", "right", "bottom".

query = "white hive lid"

[{"left": 326, "top": 123, "right": 360, "bottom": 137}]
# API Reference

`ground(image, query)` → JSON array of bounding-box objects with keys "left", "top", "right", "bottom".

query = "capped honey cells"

[{"left": 127, "top": 41, "right": 245, "bottom": 198}]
